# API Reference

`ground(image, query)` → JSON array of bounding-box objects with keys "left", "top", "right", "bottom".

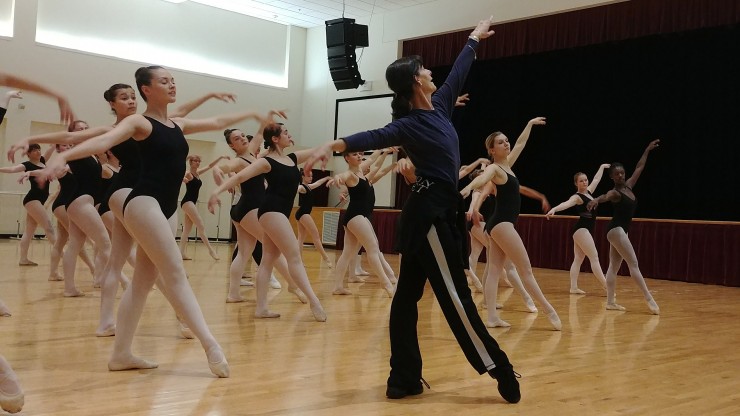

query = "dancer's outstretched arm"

[
  {"left": 7, "top": 126, "right": 112, "bottom": 162},
  {"left": 0, "top": 71, "right": 74, "bottom": 124},
  {"left": 207, "top": 158, "right": 271, "bottom": 213},
  {"left": 459, "top": 157, "right": 490, "bottom": 180},
  {"left": 545, "top": 194, "right": 581, "bottom": 219},
  {"left": 520, "top": 185, "right": 551, "bottom": 213},
  {"left": 626, "top": 139, "right": 660, "bottom": 189},
  {"left": 508, "top": 117, "right": 546, "bottom": 167},
  {"left": 587, "top": 163, "right": 611, "bottom": 194},
  {"left": 171, "top": 92, "right": 236, "bottom": 118}
]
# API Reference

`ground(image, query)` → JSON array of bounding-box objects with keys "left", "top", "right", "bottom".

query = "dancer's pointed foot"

[
  {"left": 323, "top": 257, "right": 334, "bottom": 269},
  {"left": 501, "top": 276, "right": 513, "bottom": 287},
  {"left": 255, "top": 310, "right": 281, "bottom": 319},
  {"left": 0, "top": 301, "right": 12, "bottom": 317},
  {"left": 570, "top": 287, "right": 586, "bottom": 295},
  {"left": 18, "top": 260, "right": 37, "bottom": 266},
  {"left": 524, "top": 298, "right": 538, "bottom": 313},
  {"left": 108, "top": 355, "right": 159, "bottom": 371},
  {"left": 0, "top": 357, "right": 24, "bottom": 413},
  {"left": 206, "top": 347, "right": 230, "bottom": 378},
  {"left": 179, "top": 323, "right": 194, "bottom": 339},
  {"left": 486, "top": 318, "right": 511, "bottom": 328},
  {"left": 332, "top": 288, "right": 352, "bottom": 295},
  {"left": 226, "top": 295, "right": 247, "bottom": 303},
  {"left": 383, "top": 283, "right": 395, "bottom": 298},
  {"left": 239, "top": 278, "right": 254, "bottom": 287},
  {"left": 646, "top": 298, "right": 660, "bottom": 315},
  {"left": 269, "top": 274, "right": 282, "bottom": 289},
  {"left": 347, "top": 275, "right": 366, "bottom": 283},
  {"left": 95, "top": 325, "right": 116, "bottom": 337},
  {"left": 355, "top": 268, "right": 370, "bottom": 276},
  {"left": 48, "top": 273, "right": 64, "bottom": 281},
  {"left": 547, "top": 311, "right": 562, "bottom": 331},
  {"left": 208, "top": 249, "right": 220, "bottom": 261},
  {"left": 606, "top": 302, "right": 626, "bottom": 311},
  {"left": 287, "top": 286, "right": 308, "bottom": 303},
  {"left": 310, "top": 303, "right": 327, "bottom": 322},
  {"left": 63, "top": 289, "right": 85, "bottom": 297},
  {"left": 496, "top": 303, "right": 503, "bottom": 309}
]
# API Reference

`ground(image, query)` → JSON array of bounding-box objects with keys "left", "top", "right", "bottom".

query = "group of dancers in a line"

[{"left": 1, "top": 14, "right": 663, "bottom": 412}]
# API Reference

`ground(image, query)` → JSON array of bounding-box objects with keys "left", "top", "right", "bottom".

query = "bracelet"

[{"left": 469, "top": 34, "right": 480, "bottom": 42}]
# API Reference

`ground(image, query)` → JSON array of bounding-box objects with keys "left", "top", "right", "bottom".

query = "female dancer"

[
  {"left": 331, "top": 150, "right": 395, "bottom": 296},
  {"left": 546, "top": 164, "right": 610, "bottom": 294},
  {"left": 304, "top": 17, "right": 520, "bottom": 403},
  {"left": 208, "top": 123, "right": 326, "bottom": 322},
  {"left": 179, "top": 154, "right": 227, "bottom": 260},
  {"left": 38, "top": 65, "right": 267, "bottom": 376},
  {"left": 0, "top": 143, "right": 57, "bottom": 266},
  {"left": 462, "top": 118, "right": 561, "bottom": 330},
  {"left": 587, "top": 140, "right": 660, "bottom": 314},
  {"left": 0, "top": 69, "right": 76, "bottom": 416},
  {"left": 214, "top": 125, "right": 306, "bottom": 304},
  {"left": 295, "top": 170, "right": 333, "bottom": 266}
]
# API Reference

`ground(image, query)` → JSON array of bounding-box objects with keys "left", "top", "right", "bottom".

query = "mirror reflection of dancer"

[
  {"left": 546, "top": 164, "right": 610, "bottom": 294},
  {"left": 587, "top": 140, "right": 661, "bottom": 314},
  {"left": 0, "top": 69, "right": 76, "bottom": 415},
  {"left": 462, "top": 118, "right": 561, "bottom": 330},
  {"left": 304, "top": 17, "right": 521, "bottom": 404}
]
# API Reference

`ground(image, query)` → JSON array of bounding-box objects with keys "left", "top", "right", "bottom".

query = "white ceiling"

[{"left": 184, "top": 0, "right": 439, "bottom": 28}]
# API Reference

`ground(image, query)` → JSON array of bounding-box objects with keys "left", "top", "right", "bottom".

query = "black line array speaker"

[{"left": 326, "top": 18, "right": 368, "bottom": 90}]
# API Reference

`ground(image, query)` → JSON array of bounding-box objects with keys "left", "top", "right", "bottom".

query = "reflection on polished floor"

[{"left": 1, "top": 239, "right": 739, "bottom": 415}]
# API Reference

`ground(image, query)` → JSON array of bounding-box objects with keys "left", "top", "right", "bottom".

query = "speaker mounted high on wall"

[{"left": 326, "top": 17, "right": 368, "bottom": 90}]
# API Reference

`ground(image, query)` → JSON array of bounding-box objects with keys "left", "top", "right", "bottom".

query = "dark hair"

[
  {"left": 573, "top": 172, "right": 586, "bottom": 185},
  {"left": 223, "top": 128, "right": 237, "bottom": 144},
  {"left": 68, "top": 120, "right": 88, "bottom": 132},
  {"left": 103, "top": 83, "right": 133, "bottom": 102},
  {"left": 134, "top": 66, "right": 165, "bottom": 102},
  {"left": 608, "top": 162, "right": 624, "bottom": 177},
  {"left": 263, "top": 123, "right": 283, "bottom": 150},
  {"left": 385, "top": 55, "right": 423, "bottom": 120},
  {"left": 28, "top": 143, "right": 41, "bottom": 152},
  {"left": 469, "top": 169, "right": 484, "bottom": 180}
]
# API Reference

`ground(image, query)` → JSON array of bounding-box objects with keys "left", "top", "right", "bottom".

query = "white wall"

[
  {"left": 0, "top": 0, "right": 307, "bottom": 236},
  {"left": 300, "top": 0, "right": 624, "bottom": 206}
]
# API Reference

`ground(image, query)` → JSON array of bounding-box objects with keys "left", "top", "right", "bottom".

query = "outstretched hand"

[
  {"left": 7, "top": 140, "right": 30, "bottom": 163},
  {"left": 57, "top": 97, "right": 75, "bottom": 126},
  {"left": 303, "top": 142, "right": 333, "bottom": 176},
  {"left": 207, "top": 194, "right": 221, "bottom": 214},
  {"left": 213, "top": 93, "right": 237, "bottom": 103},
  {"left": 5, "top": 90, "right": 22, "bottom": 100},
  {"left": 646, "top": 139, "right": 660, "bottom": 151},
  {"left": 455, "top": 93, "right": 470, "bottom": 107},
  {"left": 471, "top": 16, "right": 495, "bottom": 40},
  {"left": 586, "top": 200, "right": 598, "bottom": 212},
  {"left": 529, "top": 116, "right": 546, "bottom": 126}
]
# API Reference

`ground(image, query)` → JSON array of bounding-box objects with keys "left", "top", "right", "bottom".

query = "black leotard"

[
  {"left": 342, "top": 174, "right": 371, "bottom": 226},
  {"left": 21, "top": 160, "right": 50, "bottom": 205},
  {"left": 230, "top": 157, "right": 266, "bottom": 222},
  {"left": 123, "top": 116, "right": 188, "bottom": 219},
  {"left": 366, "top": 182, "right": 376, "bottom": 221},
  {"left": 294, "top": 184, "right": 313, "bottom": 220},
  {"left": 66, "top": 156, "right": 102, "bottom": 207},
  {"left": 109, "top": 138, "right": 141, "bottom": 190},
  {"left": 484, "top": 170, "right": 520, "bottom": 233},
  {"left": 607, "top": 187, "right": 636, "bottom": 233},
  {"left": 257, "top": 153, "right": 300, "bottom": 219},
  {"left": 181, "top": 174, "right": 202, "bottom": 207},
  {"left": 572, "top": 192, "right": 596, "bottom": 235},
  {"left": 97, "top": 168, "right": 119, "bottom": 215},
  {"left": 52, "top": 172, "right": 77, "bottom": 211}
]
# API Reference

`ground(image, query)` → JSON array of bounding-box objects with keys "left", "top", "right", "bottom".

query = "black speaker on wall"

[{"left": 326, "top": 17, "right": 368, "bottom": 90}]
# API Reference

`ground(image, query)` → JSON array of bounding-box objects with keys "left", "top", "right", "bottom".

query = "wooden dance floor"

[{"left": 1, "top": 239, "right": 739, "bottom": 415}]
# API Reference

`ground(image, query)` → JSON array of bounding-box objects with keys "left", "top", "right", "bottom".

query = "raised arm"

[
  {"left": 520, "top": 185, "right": 551, "bottom": 213},
  {"left": 7, "top": 126, "right": 113, "bottom": 162},
  {"left": 458, "top": 157, "right": 489, "bottom": 180},
  {"left": 546, "top": 194, "right": 581, "bottom": 219},
  {"left": 197, "top": 156, "right": 229, "bottom": 175},
  {"left": 467, "top": 181, "right": 495, "bottom": 225},
  {"left": 207, "top": 158, "right": 271, "bottom": 213},
  {"left": 1, "top": 90, "right": 22, "bottom": 109},
  {"left": 307, "top": 176, "right": 332, "bottom": 190},
  {"left": 460, "top": 163, "right": 502, "bottom": 198},
  {"left": 368, "top": 161, "right": 398, "bottom": 185},
  {"left": 0, "top": 71, "right": 74, "bottom": 124},
  {"left": 0, "top": 164, "right": 26, "bottom": 174},
  {"left": 587, "top": 163, "right": 611, "bottom": 194},
  {"left": 586, "top": 189, "right": 621, "bottom": 212},
  {"left": 176, "top": 109, "right": 285, "bottom": 136},
  {"left": 626, "top": 139, "right": 660, "bottom": 189},
  {"left": 508, "top": 117, "right": 546, "bottom": 167},
  {"left": 171, "top": 92, "right": 236, "bottom": 118}
]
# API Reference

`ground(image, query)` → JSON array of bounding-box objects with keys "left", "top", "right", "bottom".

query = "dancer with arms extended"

[
  {"left": 305, "top": 16, "right": 521, "bottom": 403},
  {"left": 587, "top": 140, "right": 661, "bottom": 314},
  {"left": 37, "top": 65, "right": 273, "bottom": 376},
  {"left": 546, "top": 164, "right": 610, "bottom": 294}
]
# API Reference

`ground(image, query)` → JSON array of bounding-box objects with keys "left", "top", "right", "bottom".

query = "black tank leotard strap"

[
  {"left": 607, "top": 187, "right": 636, "bottom": 233},
  {"left": 123, "top": 116, "right": 188, "bottom": 219},
  {"left": 257, "top": 153, "right": 300, "bottom": 219},
  {"left": 572, "top": 192, "right": 596, "bottom": 235},
  {"left": 484, "top": 169, "right": 520, "bottom": 233}
]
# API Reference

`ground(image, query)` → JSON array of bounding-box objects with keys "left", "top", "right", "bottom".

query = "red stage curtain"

[{"left": 402, "top": 0, "right": 740, "bottom": 68}]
